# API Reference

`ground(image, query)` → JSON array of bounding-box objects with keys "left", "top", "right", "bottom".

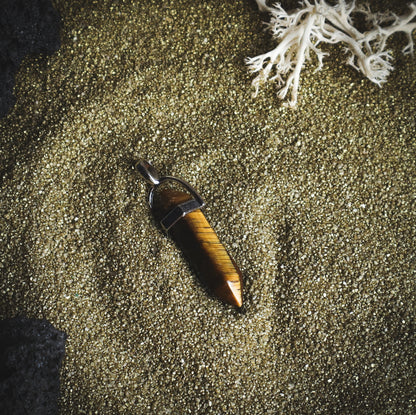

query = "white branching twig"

[{"left": 247, "top": 0, "right": 416, "bottom": 107}]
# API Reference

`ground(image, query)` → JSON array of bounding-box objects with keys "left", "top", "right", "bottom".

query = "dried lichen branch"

[
  {"left": 255, "top": 0, "right": 272, "bottom": 13},
  {"left": 247, "top": 0, "right": 416, "bottom": 108}
]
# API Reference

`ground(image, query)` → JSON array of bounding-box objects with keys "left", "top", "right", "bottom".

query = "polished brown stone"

[{"left": 152, "top": 188, "right": 243, "bottom": 307}]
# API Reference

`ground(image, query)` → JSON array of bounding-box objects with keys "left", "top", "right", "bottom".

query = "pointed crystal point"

[
  {"left": 226, "top": 280, "right": 243, "bottom": 307},
  {"left": 214, "top": 280, "right": 243, "bottom": 307}
]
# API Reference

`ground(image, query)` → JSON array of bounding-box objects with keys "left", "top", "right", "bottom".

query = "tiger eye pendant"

[{"left": 137, "top": 160, "right": 243, "bottom": 307}]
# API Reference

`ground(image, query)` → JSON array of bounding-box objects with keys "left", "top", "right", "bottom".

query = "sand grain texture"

[{"left": 0, "top": 0, "right": 415, "bottom": 413}]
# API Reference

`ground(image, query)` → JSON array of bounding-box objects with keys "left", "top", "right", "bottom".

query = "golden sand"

[{"left": 1, "top": 0, "right": 415, "bottom": 413}]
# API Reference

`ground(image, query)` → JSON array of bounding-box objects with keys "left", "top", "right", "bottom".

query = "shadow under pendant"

[{"left": 137, "top": 160, "right": 243, "bottom": 307}]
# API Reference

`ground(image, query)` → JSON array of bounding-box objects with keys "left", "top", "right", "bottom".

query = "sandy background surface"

[{"left": 1, "top": 0, "right": 415, "bottom": 413}]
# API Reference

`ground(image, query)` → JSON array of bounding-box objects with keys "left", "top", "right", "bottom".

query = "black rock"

[
  {"left": 0, "top": 0, "right": 61, "bottom": 118},
  {"left": 0, "top": 317, "right": 67, "bottom": 415}
]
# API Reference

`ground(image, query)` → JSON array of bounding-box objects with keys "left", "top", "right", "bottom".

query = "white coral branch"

[
  {"left": 250, "top": 0, "right": 416, "bottom": 107},
  {"left": 255, "top": 0, "right": 272, "bottom": 13}
]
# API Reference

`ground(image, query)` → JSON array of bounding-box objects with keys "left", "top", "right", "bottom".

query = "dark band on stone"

[{"left": 160, "top": 199, "right": 203, "bottom": 231}]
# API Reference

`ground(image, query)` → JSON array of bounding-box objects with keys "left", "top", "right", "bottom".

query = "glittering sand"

[{"left": 1, "top": 0, "right": 415, "bottom": 413}]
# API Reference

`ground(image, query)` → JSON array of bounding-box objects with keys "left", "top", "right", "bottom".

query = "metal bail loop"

[
  {"left": 136, "top": 160, "right": 160, "bottom": 186},
  {"left": 137, "top": 160, "right": 205, "bottom": 227}
]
